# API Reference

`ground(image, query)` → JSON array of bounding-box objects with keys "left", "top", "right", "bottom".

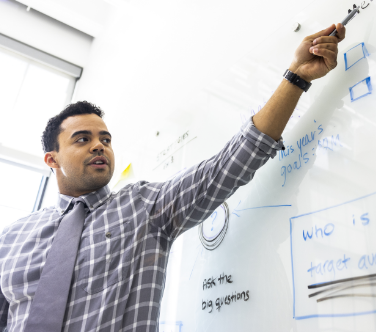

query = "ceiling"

[{"left": 15, "top": 0, "right": 129, "bottom": 37}]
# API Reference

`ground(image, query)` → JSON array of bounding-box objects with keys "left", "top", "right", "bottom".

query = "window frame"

[
  {"left": 0, "top": 157, "right": 50, "bottom": 212},
  {"left": 0, "top": 33, "right": 81, "bottom": 213}
]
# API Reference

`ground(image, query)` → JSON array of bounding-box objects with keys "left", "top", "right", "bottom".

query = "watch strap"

[{"left": 283, "top": 69, "right": 312, "bottom": 92}]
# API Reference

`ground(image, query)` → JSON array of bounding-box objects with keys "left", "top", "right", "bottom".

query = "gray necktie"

[{"left": 25, "top": 198, "right": 86, "bottom": 332}]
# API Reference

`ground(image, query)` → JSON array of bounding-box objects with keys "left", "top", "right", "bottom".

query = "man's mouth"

[{"left": 88, "top": 156, "right": 108, "bottom": 169}]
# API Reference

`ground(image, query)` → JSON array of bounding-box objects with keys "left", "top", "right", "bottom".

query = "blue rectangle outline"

[
  {"left": 159, "top": 321, "right": 183, "bottom": 332},
  {"left": 291, "top": 190, "right": 376, "bottom": 320},
  {"left": 344, "top": 42, "right": 369, "bottom": 71},
  {"left": 349, "top": 76, "right": 372, "bottom": 102}
]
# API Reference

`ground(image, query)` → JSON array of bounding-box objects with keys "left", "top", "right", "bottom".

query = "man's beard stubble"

[{"left": 63, "top": 164, "right": 113, "bottom": 195}]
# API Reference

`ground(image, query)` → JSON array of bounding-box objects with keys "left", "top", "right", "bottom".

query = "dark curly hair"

[{"left": 41, "top": 101, "right": 105, "bottom": 153}]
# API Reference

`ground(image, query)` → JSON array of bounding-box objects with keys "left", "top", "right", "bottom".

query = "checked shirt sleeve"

[
  {"left": 138, "top": 118, "right": 284, "bottom": 240},
  {"left": 0, "top": 288, "right": 8, "bottom": 332},
  {"left": 0, "top": 228, "right": 9, "bottom": 332}
]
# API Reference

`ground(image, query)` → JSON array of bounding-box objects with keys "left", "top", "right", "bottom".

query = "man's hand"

[
  {"left": 289, "top": 23, "right": 346, "bottom": 82},
  {"left": 253, "top": 23, "right": 346, "bottom": 140}
]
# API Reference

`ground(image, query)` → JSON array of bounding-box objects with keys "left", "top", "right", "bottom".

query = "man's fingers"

[
  {"left": 335, "top": 23, "right": 346, "bottom": 42},
  {"left": 313, "top": 36, "right": 338, "bottom": 46},
  {"left": 311, "top": 48, "right": 338, "bottom": 68},
  {"left": 310, "top": 43, "right": 338, "bottom": 54},
  {"left": 306, "top": 24, "right": 336, "bottom": 40}
]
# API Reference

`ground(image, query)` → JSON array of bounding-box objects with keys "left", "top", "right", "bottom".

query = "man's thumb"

[{"left": 307, "top": 24, "right": 336, "bottom": 39}]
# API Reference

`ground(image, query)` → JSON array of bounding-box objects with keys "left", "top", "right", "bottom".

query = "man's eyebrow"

[
  {"left": 99, "top": 131, "right": 112, "bottom": 138},
  {"left": 70, "top": 130, "right": 112, "bottom": 139},
  {"left": 70, "top": 130, "right": 92, "bottom": 139}
]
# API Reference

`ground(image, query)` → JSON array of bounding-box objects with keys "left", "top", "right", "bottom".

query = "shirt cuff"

[{"left": 241, "top": 116, "right": 285, "bottom": 159}]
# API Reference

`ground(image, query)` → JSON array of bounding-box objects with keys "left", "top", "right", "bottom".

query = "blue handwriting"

[
  {"left": 358, "top": 253, "right": 376, "bottom": 270},
  {"left": 308, "top": 255, "right": 350, "bottom": 278},
  {"left": 280, "top": 122, "right": 344, "bottom": 187},
  {"left": 302, "top": 223, "right": 335, "bottom": 241}
]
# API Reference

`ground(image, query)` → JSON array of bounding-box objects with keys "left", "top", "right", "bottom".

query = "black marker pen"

[{"left": 329, "top": 5, "right": 360, "bottom": 36}]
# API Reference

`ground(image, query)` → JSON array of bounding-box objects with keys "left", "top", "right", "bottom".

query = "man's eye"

[
  {"left": 77, "top": 138, "right": 88, "bottom": 143},
  {"left": 103, "top": 138, "right": 111, "bottom": 143}
]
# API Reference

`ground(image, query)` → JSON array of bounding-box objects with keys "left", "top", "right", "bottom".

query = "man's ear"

[{"left": 44, "top": 152, "right": 60, "bottom": 170}]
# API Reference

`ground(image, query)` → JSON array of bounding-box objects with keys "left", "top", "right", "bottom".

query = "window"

[
  {"left": 0, "top": 161, "right": 46, "bottom": 232},
  {"left": 0, "top": 41, "right": 79, "bottom": 232},
  {"left": 0, "top": 47, "right": 76, "bottom": 157}
]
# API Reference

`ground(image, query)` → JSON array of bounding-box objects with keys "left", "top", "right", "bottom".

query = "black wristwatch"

[{"left": 283, "top": 69, "right": 312, "bottom": 92}]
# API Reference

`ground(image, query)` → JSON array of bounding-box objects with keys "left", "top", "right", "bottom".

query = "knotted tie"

[{"left": 25, "top": 199, "right": 86, "bottom": 332}]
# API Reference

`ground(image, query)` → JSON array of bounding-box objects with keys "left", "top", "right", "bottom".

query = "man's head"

[{"left": 42, "top": 101, "right": 115, "bottom": 197}]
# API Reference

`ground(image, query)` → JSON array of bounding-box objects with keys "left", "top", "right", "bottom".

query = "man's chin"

[{"left": 83, "top": 173, "right": 113, "bottom": 191}]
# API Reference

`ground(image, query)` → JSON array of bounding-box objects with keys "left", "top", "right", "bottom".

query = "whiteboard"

[{"left": 151, "top": 1, "right": 376, "bottom": 331}]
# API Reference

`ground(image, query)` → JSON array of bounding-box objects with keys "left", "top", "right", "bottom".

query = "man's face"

[{"left": 52, "top": 114, "right": 115, "bottom": 196}]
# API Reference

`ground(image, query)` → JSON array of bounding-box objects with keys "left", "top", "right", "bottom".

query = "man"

[{"left": 0, "top": 24, "right": 345, "bottom": 331}]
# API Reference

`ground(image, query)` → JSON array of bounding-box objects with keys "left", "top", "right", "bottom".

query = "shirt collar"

[{"left": 56, "top": 185, "right": 112, "bottom": 215}]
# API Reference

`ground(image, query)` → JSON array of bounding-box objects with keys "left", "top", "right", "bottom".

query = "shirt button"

[
  {"left": 105, "top": 232, "right": 112, "bottom": 238},
  {"left": 61, "top": 210, "right": 65, "bottom": 215},
  {"left": 90, "top": 205, "right": 94, "bottom": 208}
]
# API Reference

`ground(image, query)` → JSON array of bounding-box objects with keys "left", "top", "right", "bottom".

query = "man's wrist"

[
  {"left": 288, "top": 64, "right": 312, "bottom": 83},
  {"left": 283, "top": 69, "right": 312, "bottom": 92}
]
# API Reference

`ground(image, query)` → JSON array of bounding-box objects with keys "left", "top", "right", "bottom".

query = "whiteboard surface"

[{"left": 154, "top": 1, "right": 376, "bottom": 331}]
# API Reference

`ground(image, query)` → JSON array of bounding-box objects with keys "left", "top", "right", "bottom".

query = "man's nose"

[{"left": 90, "top": 141, "right": 104, "bottom": 153}]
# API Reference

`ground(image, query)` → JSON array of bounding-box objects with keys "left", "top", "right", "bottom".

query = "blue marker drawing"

[
  {"left": 232, "top": 200, "right": 292, "bottom": 218},
  {"left": 210, "top": 211, "right": 217, "bottom": 231},
  {"left": 349, "top": 77, "right": 372, "bottom": 102},
  {"left": 290, "top": 191, "right": 376, "bottom": 320},
  {"left": 344, "top": 42, "right": 369, "bottom": 70},
  {"left": 159, "top": 321, "right": 183, "bottom": 332}
]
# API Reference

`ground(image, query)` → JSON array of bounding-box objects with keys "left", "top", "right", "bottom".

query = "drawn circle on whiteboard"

[
  {"left": 202, "top": 206, "right": 226, "bottom": 240},
  {"left": 198, "top": 202, "right": 229, "bottom": 250}
]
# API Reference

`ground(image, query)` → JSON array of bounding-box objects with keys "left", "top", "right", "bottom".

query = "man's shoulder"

[
  {"left": 115, "top": 180, "right": 165, "bottom": 198},
  {"left": 22, "top": 205, "right": 57, "bottom": 221},
  {"left": 2, "top": 206, "right": 57, "bottom": 235},
  {"left": 115, "top": 180, "right": 158, "bottom": 195}
]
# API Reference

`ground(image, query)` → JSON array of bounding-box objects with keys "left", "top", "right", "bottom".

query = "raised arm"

[
  {"left": 138, "top": 120, "right": 283, "bottom": 240},
  {"left": 138, "top": 24, "right": 346, "bottom": 240},
  {"left": 253, "top": 23, "right": 346, "bottom": 140}
]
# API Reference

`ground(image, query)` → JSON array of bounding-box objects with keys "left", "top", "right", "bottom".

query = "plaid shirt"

[{"left": 0, "top": 119, "right": 282, "bottom": 332}]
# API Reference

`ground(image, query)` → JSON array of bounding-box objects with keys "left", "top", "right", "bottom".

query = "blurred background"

[{"left": 0, "top": 0, "right": 313, "bottom": 232}]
